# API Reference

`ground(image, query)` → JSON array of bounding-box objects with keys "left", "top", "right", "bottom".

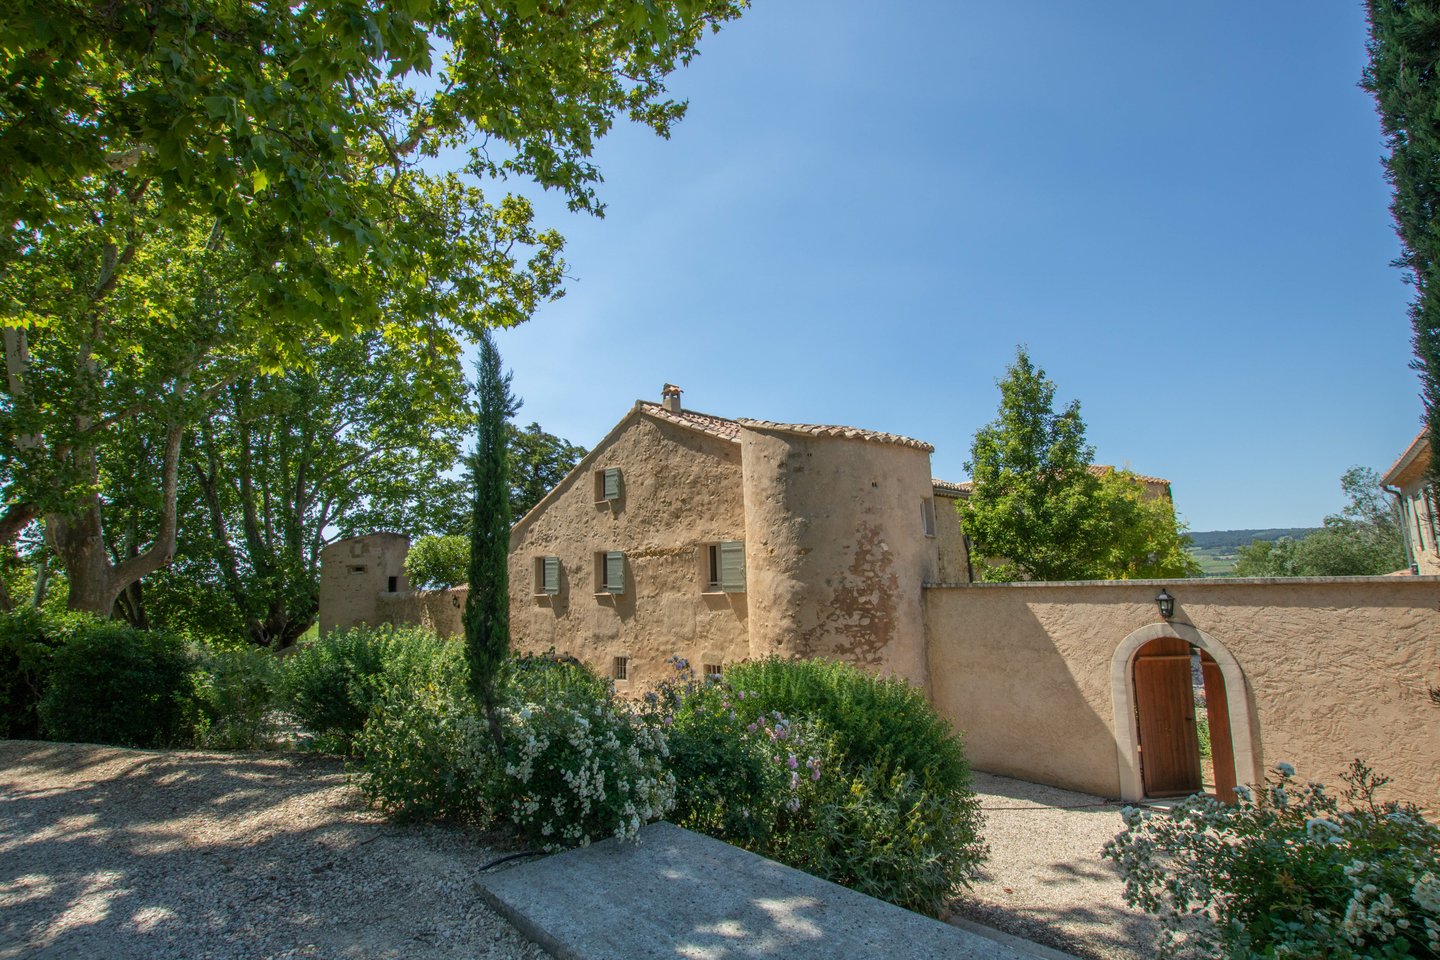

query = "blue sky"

[{"left": 483, "top": 2, "right": 1418, "bottom": 532}]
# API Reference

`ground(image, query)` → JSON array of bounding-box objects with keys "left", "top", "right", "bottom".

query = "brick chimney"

[{"left": 661, "top": 383, "right": 683, "bottom": 413}]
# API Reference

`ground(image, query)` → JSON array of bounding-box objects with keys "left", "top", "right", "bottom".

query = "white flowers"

[{"left": 497, "top": 697, "right": 675, "bottom": 853}]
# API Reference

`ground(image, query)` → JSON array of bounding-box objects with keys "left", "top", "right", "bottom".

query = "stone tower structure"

[
  {"left": 318, "top": 532, "right": 411, "bottom": 635},
  {"left": 738, "top": 420, "right": 937, "bottom": 690}
]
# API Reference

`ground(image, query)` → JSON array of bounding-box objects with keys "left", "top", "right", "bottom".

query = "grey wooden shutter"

[
  {"left": 605, "top": 551, "right": 625, "bottom": 593},
  {"left": 603, "top": 468, "right": 621, "bottom": 501},
  {"left": 921, "top": 498, "right": 936, "bottom": 537},
  {"left": 719, "top": 541, "right": 745, "bottom": 593},
  {"left": 543, "top": 556, "right": 560, "bottom": 594}
]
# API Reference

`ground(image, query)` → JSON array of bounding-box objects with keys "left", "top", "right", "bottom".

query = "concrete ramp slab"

[{"left": 477, "top": 822, "right": 1042, "bottom": 959}]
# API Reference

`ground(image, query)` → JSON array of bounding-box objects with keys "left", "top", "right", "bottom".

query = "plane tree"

[{"left": 0, "top": 0, "right": 747, "bottom": 614}]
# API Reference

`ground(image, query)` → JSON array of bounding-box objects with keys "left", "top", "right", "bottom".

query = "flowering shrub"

[
  {"left": 1103, "top": 760, "right": 1440, "bottom": 959},
  {"left": 642, "top": 660, "right": 823, "bottom": 848},
  {"left": 723, "top": 657, "right": 972, "bottom": 794},
  {"left": 493, "top": 686, "right": 675, "bottom": 851},
  {"left": 649, "top": 656, "right": 985, "bottom": 918},
  {"left": 789, "top": 765, "right": 987, "bottom": 918},
  {"left": 353, "top": 639, "right": 491, "bottom": 821}
]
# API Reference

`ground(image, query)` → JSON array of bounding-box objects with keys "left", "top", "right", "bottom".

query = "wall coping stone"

[{"left": 923, "top": 575, "right": 1440, "bottom": 589}]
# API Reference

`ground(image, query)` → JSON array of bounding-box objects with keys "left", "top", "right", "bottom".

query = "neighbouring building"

[
  {"left": 320, "top": 386, "right": 1440, "bottom": 812},
  {"left": 1382, "top": 429, "right": 1440, "bottom": 576}
]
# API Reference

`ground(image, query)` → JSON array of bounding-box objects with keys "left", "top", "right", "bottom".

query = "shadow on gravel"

[
  {"left": 0, "top": 740, "right": 402, "bottom": 960},
  {"left": 950, "top": 897, "right": 1160, "bottom": 960}
]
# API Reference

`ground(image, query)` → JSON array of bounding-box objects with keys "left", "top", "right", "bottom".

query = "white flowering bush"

[
  {"left": 1103, "top": 760, "right": 1440, "bottom": 959},
  {"left": 493, "top": 689, "right": 675, "bottom": 851},
  {"left": 352, "top": 639, "right": 492, "bottom": 821}
]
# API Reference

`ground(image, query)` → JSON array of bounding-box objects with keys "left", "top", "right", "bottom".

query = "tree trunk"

[{"left": 52, "top": 424, "right": 184, "bottom": 616}]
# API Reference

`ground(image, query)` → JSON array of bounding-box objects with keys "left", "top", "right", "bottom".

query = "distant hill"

[
  {"left": 1187, "top": 528, "right": 1322, "bottom": 576},
  {"left": 1188, "top": 528, "right": 1322, "bottom": 551}
]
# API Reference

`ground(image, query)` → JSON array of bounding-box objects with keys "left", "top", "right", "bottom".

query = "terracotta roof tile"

[
  {"left": 932, "top": 479, "right": 969, "bottom": 497},
  {"left": 638, "top": 400, "right": 935, "bottom": 451},
  {"left": 735, "top": 418, "right": 934, "bottom": 452},
  {"left": 636, "top": 401, "right": 742, "bottom": 442}
]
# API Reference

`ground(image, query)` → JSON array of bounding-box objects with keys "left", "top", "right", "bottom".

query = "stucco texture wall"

[
  {"left": 505, "top": 412, "right": 749, "bottom": 688},
  {"left": 318, "top": 533, "right": 410, "bottom": 635},
  {"left": 925, "top": 578, "right": 1440, "bottom": 810},
  {"left": 378, "top": 587, "right": 465, "bottom": 638},
  {"left": 741, "top": 427, "right": 935, "bottom": 688}
]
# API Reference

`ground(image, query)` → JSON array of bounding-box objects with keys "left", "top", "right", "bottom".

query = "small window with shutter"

[
  {"left": 535, "top": 556, "right": 560, "bottom": 596},
  {"left": 705, "top": 541, "right": 745, "bottom": 593},
  {"left": 921, "top": 498, "right": 937, "bottom": 538},
  {"left": 596, "top": 551, "right": 625, "bottom": 594},
  {"left": 595, "top": 467, "right": 622, "bottom": 503}
]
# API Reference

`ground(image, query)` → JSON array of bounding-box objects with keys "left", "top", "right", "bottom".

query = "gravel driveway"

[
  {"left": 950, "top": 772, "right": 1161, "bottom": 960},
  {"left": 0, "top": 741, "right": 543, "bottom": 960}
]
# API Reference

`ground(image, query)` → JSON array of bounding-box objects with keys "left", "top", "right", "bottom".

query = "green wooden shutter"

[
  {"left": 719, "top": 541, "right": 745, "bottom": 593},
  {"left": 603, "top": 468, "right": 622, "bottom": 501},
  {"left": 605, "top": 551, "right": 625, "bottom": 593},
  {"left": 543, "top": 556, "right": 560, "bottom": 594}
]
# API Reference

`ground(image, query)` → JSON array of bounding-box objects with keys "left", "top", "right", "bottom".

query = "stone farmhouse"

[
  {"left": 1383, "top": 429, "right": 1440, "bottom": 576},
  {"left": 322, "top": 386, "right": 1440, "bottom": 812}
]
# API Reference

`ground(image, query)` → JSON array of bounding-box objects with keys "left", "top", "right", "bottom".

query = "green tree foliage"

[
  {"left": 509, "top": 423, "right": 588, "bottom": 519},
  {"left": 1095, "top": 470, "right": 1203, "bottom": 579},
  {"left": 0, "top": 0, "right": 746, "bottom": 613},
  {"left": 464, "top": 331, "right": 515, "bottom": 748},
  {"left": 1234, "top": 467, "right": 1406, "bottom": 577},
  {"left": 959, "top": 349, "right": 1199, "bottom": 581},
  {"left": 1364, "top": 4, "right": 1440, "bottom": 489},
  {"left": 101, "top": 332, "right": 472, "bottom": 646},
  {"left": 404, "top": 535, "right": 470, "bottom": 589}
]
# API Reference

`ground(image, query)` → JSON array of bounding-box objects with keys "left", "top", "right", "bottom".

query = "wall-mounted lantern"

[{"left": 1155, "top": 588, "right": 1176, "bottom": 621}]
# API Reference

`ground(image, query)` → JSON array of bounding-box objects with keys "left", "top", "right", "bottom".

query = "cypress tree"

[
  {"left": 464, "top": 330, "right": 515, "bottom": 749},
  {"left": 1364, "top": 3, "right": 1440, "bottom": 484}
]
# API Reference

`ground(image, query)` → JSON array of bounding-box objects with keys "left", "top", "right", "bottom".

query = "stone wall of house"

[
  {"left": 740, "top": 425, "right": 935, "bottom": 689},
  {"left": 931, "top": 490, "right": 971, "bottom": 584},
  {"left": 924, "top": 576, "right": 1440, "bottom": 811},
  {"left": 318, "top": 533, "right": 410, "bottom": 635},
  {"left": 377, "top": 586, "right": 465, "bottom": 637},
  {"left": 506, "top": 412, "right": 750, "bottom": 690}
]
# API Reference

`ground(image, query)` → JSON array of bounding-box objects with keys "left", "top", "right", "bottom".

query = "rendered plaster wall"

[
  {"left": 924, "top": 577, "right": 1440, "bottom": 809},
  {"left": 377, "top": 587, "right": 465, "bottom": 638},
  {"left": 741, "top": 427, "right": 934, "bottom": 688},
  {"left": 506, "top": 413, "right": 749, "bottom": 688},
  {"left": 931, "top": 492, "right": 971, "bottom": 584},
  {"left": 318, "top": 533, "right": 410, "bottom": 635}
]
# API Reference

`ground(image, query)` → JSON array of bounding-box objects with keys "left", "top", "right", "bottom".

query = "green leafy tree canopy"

[{"left": 960, "top": 348, "right": 1198, "bottom": 581}]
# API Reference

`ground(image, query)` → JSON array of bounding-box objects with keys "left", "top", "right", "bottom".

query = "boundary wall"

[{"left": 924, "top": 576, "right": 1440, "bottom": 810}]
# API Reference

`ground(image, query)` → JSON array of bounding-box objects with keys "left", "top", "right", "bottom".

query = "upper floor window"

[
  {"left": 705, "top": 541, "right": 746, "bottom": 593},
  {"left": 595, "top": 467, "right": 623, "bottom": 503},
  {"left": 921, "top": 498, "right": 937, "bottom": 538},
  {"left": 534, "top": 556, "right": 560, "bottom": 596}
]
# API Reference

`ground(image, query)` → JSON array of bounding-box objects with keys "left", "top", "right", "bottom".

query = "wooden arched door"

[
  {"left": 1133, "top": 639, "right": 1239, "bottom": 800},
  {"left": 1133, "top": 637, "right": 1201, "bottom": 797}
]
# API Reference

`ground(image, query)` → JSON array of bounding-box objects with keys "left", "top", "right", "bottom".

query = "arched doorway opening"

[{"left": 1111, "top": 623, "right": 1258, "bottom": 803}]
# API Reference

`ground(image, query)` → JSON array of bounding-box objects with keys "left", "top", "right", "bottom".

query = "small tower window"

[{"left": 595, "top": 467, "right": 623, "bottom": 502}]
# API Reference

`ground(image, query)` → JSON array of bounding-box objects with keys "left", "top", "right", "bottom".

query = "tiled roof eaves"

[
  {"left": 1382, "top": 430, "right": 1431, "bottom": 486},
  {"left": 636, "top": 401, "right": 742, "bottom": 443},
  {"left": 932, "top": 479, "right": 969, "bottom": 497},
  {"left": 735, "top": 418, "right": 934, "bottom": 452}
]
